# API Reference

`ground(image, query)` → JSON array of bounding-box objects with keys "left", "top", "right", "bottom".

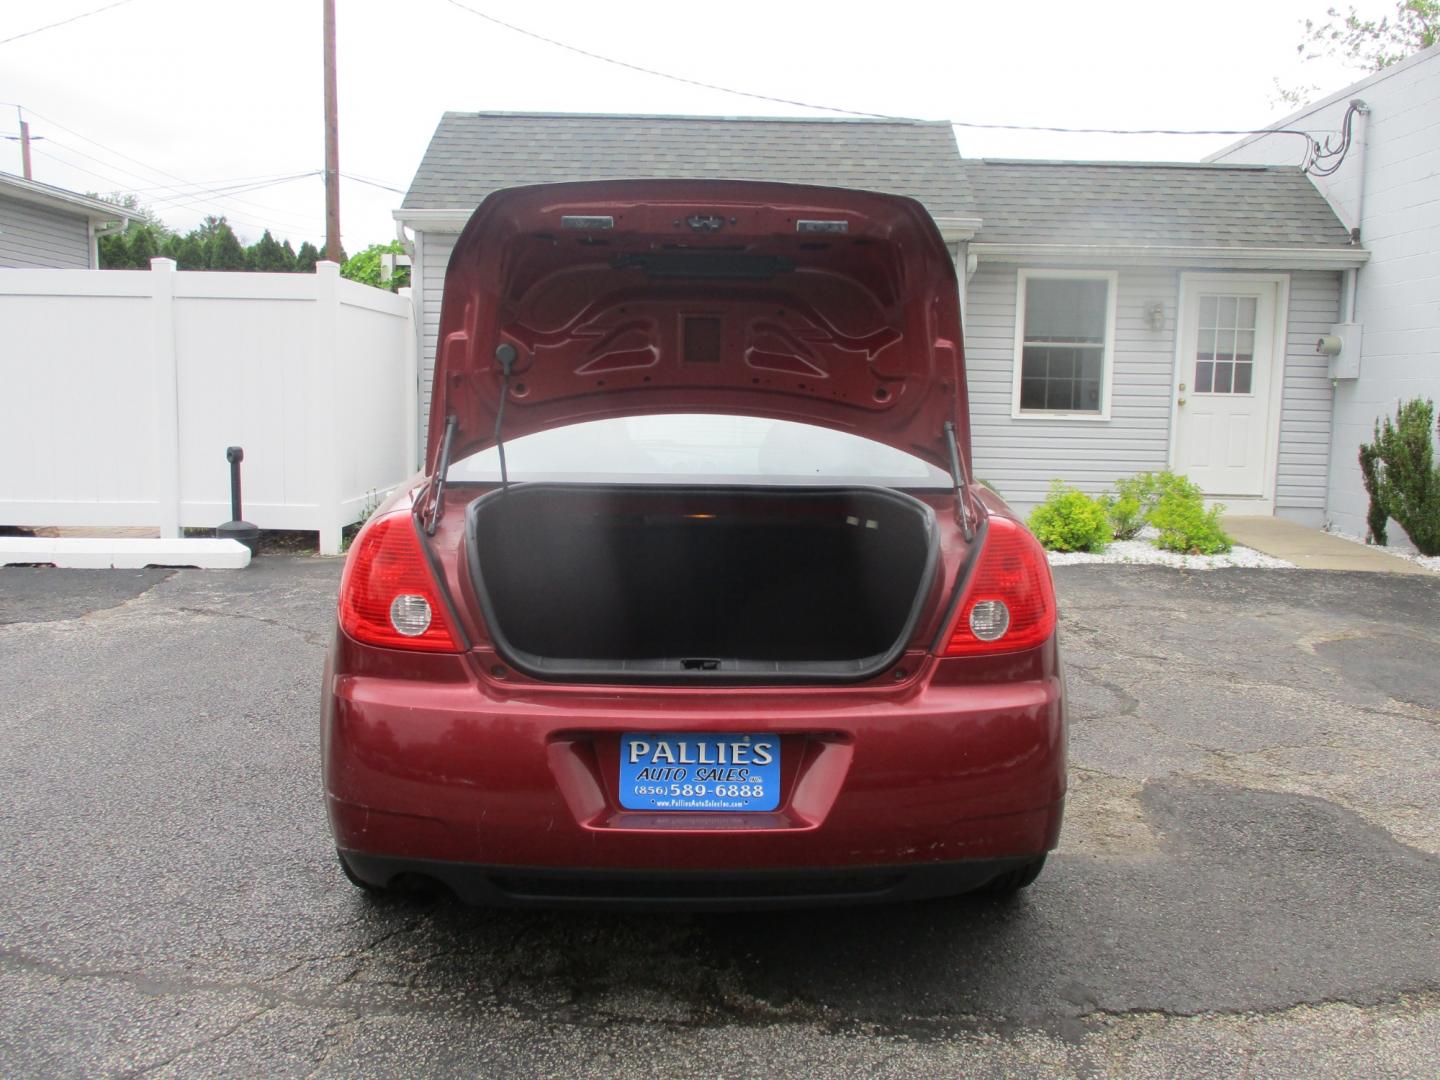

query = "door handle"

[{"left": 1177, "top": 397, "right": 1187, "bottom": 407}]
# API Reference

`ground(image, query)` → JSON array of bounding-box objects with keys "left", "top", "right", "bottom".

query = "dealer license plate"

[{"left": 618, "top": 733, "right": 780, "bottom": 812}]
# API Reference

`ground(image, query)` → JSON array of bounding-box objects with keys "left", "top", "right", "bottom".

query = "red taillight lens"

[
  {"left": 338, "top": 510, "right": 461, "bottom": 653},
  {"left": 942, "top": 516, "right": 1057, "bottom": 656}
]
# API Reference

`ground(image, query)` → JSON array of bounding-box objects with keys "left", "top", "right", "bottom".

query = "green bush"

[
  {"left": 1028, "top": 481, "right": 1112, "bottom": 553},
  {"left": 1148, "top": 474, "right": 1232, "bottom": 554},
  {"left": 341, "top": 241, "right": 410, "bottom": 291},
  {"left": 1359, "top": 398, "right": 1440, "bottom": 556},
  {"left": 1107, "top": 473, "right": 1160, "bottom": 539},
  {"left": 1105, "top": 471, "right": 1202, "bottom": 540}
]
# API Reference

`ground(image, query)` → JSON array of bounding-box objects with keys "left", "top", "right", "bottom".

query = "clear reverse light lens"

[
  {"left": 968, "top": 600, "right": 1011, "bottom": 642},
  {"left": 389, "top": 594, "right": 433, "bottom": 637}
]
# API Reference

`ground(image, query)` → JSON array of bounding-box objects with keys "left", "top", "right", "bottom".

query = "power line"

[
  {"left": 341, "top": 172, "right": 406, "bottom": 194},
  {"left": 152, "top": 172, "right": 321, "bottom": 216},
  {"left": 437, "top": 1, "right": 1338, "bottom": 168},
  {"left": 438, "top": 0, "right": 905, "bottom": 120},
  {"left": 17, "top": 107, "right": 324, "bottom": 231},
  {"left": 118, "top": 171, "right": 321, "bottom": 196},
  {"left": 31, "top": 145, "right": 321, "bottom": 237},
  {"left": 0, "top": 0, "right": 138, "bottom": 47},
  {"left": 37, "top": 136, "right": 322, "bottom": 234}
]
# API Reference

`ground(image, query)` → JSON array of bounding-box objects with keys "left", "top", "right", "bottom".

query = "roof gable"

[{"left": 401, "top": 112, "right": 975, "bottom": 225}]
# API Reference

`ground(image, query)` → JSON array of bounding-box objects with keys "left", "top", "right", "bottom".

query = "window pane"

[
  {"left": 1218, "top": 296, "right": 1238, "bottom": 329},
  {"left": 1219, "top": 328, "right": 1237, "bottom": 363},
  {"left": 1024, "top": 278, "right": 1107, "bottom": 343},
  {"left": 1019, "top": 344, "right": 1104, "bottom": 413},
  {"left": 1199, "top": 295, "right": 1217, "bottom": 326},
  {"left": 1234, "top": 363, "right": 1253, "bottom": 394},
  {"left": 449, "top": 414, "right": 952, "bottom": 486},
  {"left": 1235, "top": 330, "right": 1254, "bottom": 361},
  {"left": 1214, "top": 362, "right": 1233, "bottom": 394},
  {"left": 1045, "top": 380, "right": 1074, "bottom": 411},
  {"left": 1021, "top": 347, "right": 1047, "bottom": 380},
  {"left": 1194, "top": 361, "right": 1213, "bottom": 393},
  {"left": 1238, "top": 297, "right": 1257, "bottom": 329}
]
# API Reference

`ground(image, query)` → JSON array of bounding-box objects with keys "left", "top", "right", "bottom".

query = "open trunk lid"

[{"left": 427, "top": 179, "right": 972, "bottom": 475}]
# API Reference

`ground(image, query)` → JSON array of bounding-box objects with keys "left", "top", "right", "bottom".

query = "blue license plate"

[{"left": 618, "top": 733, "right": 780, "bottom": 811}]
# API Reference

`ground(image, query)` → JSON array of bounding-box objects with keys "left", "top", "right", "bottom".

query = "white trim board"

[{"left": 972, "top": 244, "right": 1367, "bottom": 270}]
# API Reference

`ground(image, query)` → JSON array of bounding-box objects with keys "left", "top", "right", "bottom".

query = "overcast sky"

[{"left": 2, "top": 0, "right": 1377, "bottom": 251}]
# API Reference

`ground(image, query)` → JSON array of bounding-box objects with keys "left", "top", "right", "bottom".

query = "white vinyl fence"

[{"left": 0, "top": 259, "right": 416, "bottom": 555}]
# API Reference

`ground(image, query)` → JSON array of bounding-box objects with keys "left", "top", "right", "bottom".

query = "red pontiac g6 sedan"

[{"left": 322, "top": 180, "right": 1066, "bottom": 908}]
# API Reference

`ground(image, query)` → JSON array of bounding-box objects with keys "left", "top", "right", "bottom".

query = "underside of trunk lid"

[{"left": 428, "top": 179, "right": 972, "bottom": 474}]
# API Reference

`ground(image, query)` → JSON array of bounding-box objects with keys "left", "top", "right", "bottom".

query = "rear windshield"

[{"left": 447, "top": 414, "right": 952, "bottom": 488}]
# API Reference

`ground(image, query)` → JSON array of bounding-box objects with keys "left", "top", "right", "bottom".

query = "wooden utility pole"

[{"left": 322, "top": 0, "right": 341, "bottom": 263}]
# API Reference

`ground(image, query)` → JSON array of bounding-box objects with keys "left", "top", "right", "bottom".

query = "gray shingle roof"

[
  {"left": 401, "top": 112, "right": 975, "bottom": 221},
  {"left": 967, "top": 160, "right": 1354, "bottom": 248},
  {"left": 402, "top": 116, "right": 1357, "bottom": 251}
]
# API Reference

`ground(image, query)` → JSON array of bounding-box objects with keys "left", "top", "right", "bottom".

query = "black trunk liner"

[{"left": 466, "top": 485, "right": 936, "bottom": 682}]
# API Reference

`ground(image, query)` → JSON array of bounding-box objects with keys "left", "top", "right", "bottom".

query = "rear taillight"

[
  {"left": 942, "top": 516, "right": 1056, "bottom": 656},
  {"left": 338, "top": 510, "right": 461, "bottom": 653}
]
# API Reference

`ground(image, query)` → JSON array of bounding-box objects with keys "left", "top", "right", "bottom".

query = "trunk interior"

[{"left": 467, "top": 484, "right": 937, "bottom": 682}]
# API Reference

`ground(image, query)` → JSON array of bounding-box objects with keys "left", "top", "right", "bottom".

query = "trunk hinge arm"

[
  {"left": 492, "top": 343, "right": 518, "bottom": 494},
  {"left": 943, "top": 419, "right": 975, "bottom": 542},
  {"left": 423, "top": 413, "right": 458, "bottom": 536}
]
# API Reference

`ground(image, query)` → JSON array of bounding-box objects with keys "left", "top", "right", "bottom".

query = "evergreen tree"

[
  {"left": 98, "top": 232, "right": 132, "bottom": 269},
  {"left": 163, "top": 232, "right": 208, "bottom": 270},
  {"left": 127, "top": 225, "right": 159, "bottom": 268},
  {"left": 247, "top": 230, "right": 294, "bottom": 272},
  {"left": 207, "top": 219, "right": 246, "bottom": 270},
  {"left": 295, "top": 241, "right": 321, "bottom": 273}
]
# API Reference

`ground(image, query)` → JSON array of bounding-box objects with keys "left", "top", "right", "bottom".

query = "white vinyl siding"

[
  {"left": 967, "top": 264, "right": 1174, "bottom": 508},
  {"left": 967, "top": 263, "right": 1341, "bottom": 517},
  {"left": 0, "top": 194, "right": 91, "bottom": 268},
  {"left": 1209, "top": 43, "right": 1440, "bottom": 539},
  {"left": 415, "top": 228, "right": 459, "bottom": 443},
  {"left": 1275, "top": 270, "right": 1341, "bottom": 524}
]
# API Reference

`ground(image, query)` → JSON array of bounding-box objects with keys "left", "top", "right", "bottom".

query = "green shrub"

[
  {"left": 1106, "top": 470, "right": 1201, "bottom": 540},
  {"left": 1358, "top": 442, "right": 1388, "bottom": 545},
  {"left": 1148, "top": 475, "right": 1232, "bottom": 554},
  {"left": 1028, "top": 481, "right": 1112, "bottom": 553},
  {"left": 1107, "top": 473, "right": 1160, "bottom": 539},
  {"left": 1359, "top": 398, "right": 1440, "bottom": 556}
]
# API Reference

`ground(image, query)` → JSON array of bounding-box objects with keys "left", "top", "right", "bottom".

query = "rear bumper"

[
  {"left": 339, "top": 850, "right": 1042, "bottom": 910},
  {"left": 323, "top": 643, "right": 1067, "bottom": 877}
]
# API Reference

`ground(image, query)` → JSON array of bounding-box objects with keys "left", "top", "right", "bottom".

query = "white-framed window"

[{"left": 1011, "top": 269, "right": 1117, "bottom": 420}]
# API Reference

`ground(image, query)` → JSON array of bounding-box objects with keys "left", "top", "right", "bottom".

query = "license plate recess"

[{"left": 618, "top": 733, "right": 780, "bottom": 811}]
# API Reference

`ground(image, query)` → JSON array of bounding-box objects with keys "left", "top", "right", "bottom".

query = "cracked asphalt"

[{"left": 1, "top": 558, "right": 1438, "bottom": 1078}]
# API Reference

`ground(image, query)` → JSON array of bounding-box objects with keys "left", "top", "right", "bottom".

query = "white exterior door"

[{"left": 1172, "top": 278, "right": 1282, "bottom": 499}]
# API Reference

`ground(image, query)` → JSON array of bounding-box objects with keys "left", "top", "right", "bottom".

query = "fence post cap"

[
  {"left": 150, "top": 257, "right": 177, "bottom": 272},
  {"left": 315, "top": 260, "right": 341, "bottom": 277}
]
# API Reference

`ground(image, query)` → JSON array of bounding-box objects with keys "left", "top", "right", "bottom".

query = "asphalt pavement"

[{"left": 1, "top": 558, "right": 1437, "bottom": 1078}]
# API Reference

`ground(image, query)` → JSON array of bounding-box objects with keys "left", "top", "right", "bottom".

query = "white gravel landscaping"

[
  {"left": 1045, "top": 527, "right": 1294, "bottom": 570},
  {"left": 1324, "top": 528, "right": 1440, "bottom": 573}
]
